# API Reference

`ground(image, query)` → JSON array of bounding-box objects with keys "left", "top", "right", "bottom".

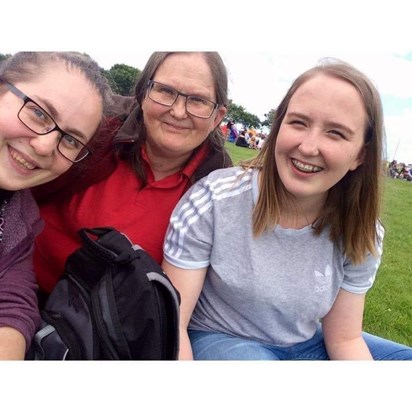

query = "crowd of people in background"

[
  {"left": 221, "top": 119, "right": 267, "bottom": 150},
  {"left": 387, "top": 160, "right": 412, "bottom": 181},
  {"left": 1, "top": 51, "right": 412, "bottom": 361}
]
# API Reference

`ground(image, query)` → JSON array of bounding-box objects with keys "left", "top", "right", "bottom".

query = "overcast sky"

[
  {"left": 2, "top": 1, "right": 412, "bottom": 164},
  {"left": 84, "top": 50, "right": 412, "bottom": 164}
]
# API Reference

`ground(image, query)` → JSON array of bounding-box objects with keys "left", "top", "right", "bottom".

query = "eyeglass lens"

[
  {"left": 149, "top": 82, "right": 216, "bottom": 118},
  {"left": 19, "top": 101, "right": 88, "bottom": 162}
]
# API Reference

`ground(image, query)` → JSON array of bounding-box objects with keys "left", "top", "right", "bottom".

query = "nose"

[
  {"left": 169, "top": 95, "right": 188, "bottom": 119},
  {"left": 298, "top": 129, "right": 321, "bottom": 156},
  {"left": 29, "top": 131, "right": 60, "bottom": 157}
]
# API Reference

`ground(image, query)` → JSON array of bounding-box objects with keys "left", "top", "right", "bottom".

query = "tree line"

[{"left": 0, "top": 52, "right": 276, "bottom": 130}]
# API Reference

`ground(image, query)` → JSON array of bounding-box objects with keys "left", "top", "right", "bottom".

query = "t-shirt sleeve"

[
  {"left": 341, "top": 222, "right": 385, "bottom": 294},
  {"left": 163, "top": 176, "right": 214, "bottom": 269}
]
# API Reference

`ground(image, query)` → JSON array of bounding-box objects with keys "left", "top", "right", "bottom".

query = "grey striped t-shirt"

[{"left": 164, "top": 166, "right": 383, "bottom": 347}]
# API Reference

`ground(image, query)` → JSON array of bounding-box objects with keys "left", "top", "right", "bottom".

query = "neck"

[
  {"left": 145, "top": 143, "right": 192, "bottom": 181},
  {"left": 279, "top": 196, "right": 325, "bottom": 229}
]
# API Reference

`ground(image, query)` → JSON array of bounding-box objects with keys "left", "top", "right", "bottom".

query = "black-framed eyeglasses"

[
  {"left": 1, "top": 78, "right": 92, "bottom": 163},
  {"left": 147, "top": 80, "right": 219, "bottom": 119}
]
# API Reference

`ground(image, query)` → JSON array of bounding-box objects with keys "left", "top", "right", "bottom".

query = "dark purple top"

[{"left": 0, "top": 189, "right": 43, "bottom": 351}]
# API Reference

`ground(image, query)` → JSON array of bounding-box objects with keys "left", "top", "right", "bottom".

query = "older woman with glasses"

[
  {"left": 31, "top": 52, "right": 232, "bottom": 301},
  {"left": 0, "top": 52, "right": 111, "bottom": 359}
]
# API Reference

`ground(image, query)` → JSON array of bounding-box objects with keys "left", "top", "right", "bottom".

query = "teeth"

[
  {"left": 10, "top": 150, "right": 36, "bottom": 170},
  {"left": 292, "top": 159, "right": 323, "bottom": 173}
]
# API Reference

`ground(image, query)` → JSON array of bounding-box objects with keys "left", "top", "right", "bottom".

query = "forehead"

[
  {"left": 30, "top": 61, "right": 90, "bottom": 88},
  {"left": 18, "top": 62, "right": 101, "bottom": 106},
  {"left": 291, "top": 74, "right": 363, "bottom": 104},
  {"left": 290, "top": 74, "right": 366, "bottom": 112},
  {"left": 154, "top": 53, "right": 215, "bottom": 93},
  {"left": 15, "top": 62, "right": 102, "bottom": 136}
]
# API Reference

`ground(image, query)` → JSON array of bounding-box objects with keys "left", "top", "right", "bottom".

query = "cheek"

[
  {"left": 201, "top": 119, "right": 215, "bottom": 135},
  {"left": 274, "top": 130, "right": 289, "bottom": 155},
  {"left": 142, "top": 98, "right": 166, "bottom": 121},
  {"left": 48, "top": 157, "right": 73, "bottom": 179},
  {"left": 192, "top": 119, "right": 216, "bottom": 143},
  {"left": 0, "top": 114, "right": 23, "bottom": 140}
]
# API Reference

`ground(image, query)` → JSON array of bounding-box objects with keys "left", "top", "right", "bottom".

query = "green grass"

[
  {"left": 225, "top": 141, "right": 412, "bottom": 346},
  {"left": 364, "top": 178, "right": 412, "bottom": 346},
  {"left": 225, "top": 141, "right": 258, "bottom": 165}
]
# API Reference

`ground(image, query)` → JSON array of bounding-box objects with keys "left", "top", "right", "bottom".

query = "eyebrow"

[
  {"left": 286, "top": 111, "right": 355, "bottom": 136},
  {"left": 32, "top": 95, "right": 88, "bottom": 141}
]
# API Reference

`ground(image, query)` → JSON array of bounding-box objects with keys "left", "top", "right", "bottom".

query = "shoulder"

[
  {"left": 17, "top": 190, "right": 43, "bottom": 234},
  {"left": 172, "top": 167, "right": 252, "bottom": 217},
  {"left": 196, "top": 166, "right": 253, "bottom": 195},
  {"left": 1, "top": 190, "right": 43, "bottom": 258},
  {"left": 206, "top": 166, "right": 251, "bottom": 182},
  {"left": 8, "top": 190, "right": 40, "bottom": 222},
  {"left": 105, "top": 94, "right": 137, "bottom": 119},
  {"left": 172, "top": 167, "right": 254, "bottom": 219}
]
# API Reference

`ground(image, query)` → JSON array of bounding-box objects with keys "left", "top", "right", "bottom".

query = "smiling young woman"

[
  {"left": 0, "top": 52, "right": 110, "bottom": 359},
  {"left": 162, "top": 58, "right": 412, "bottom": 361}
]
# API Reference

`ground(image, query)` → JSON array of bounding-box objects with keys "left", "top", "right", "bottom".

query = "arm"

[
  {"left": 0, "top": 327, "right": 26, "bottom": 360},
  {"left": 322, "top": 288, "right": 373, "bottom": 360},
  {"left": 162, "top": 260, "right": 207, "bottom": 360},
  {"left": 0, "top": 244, "right": 41, "bottom": 359}
]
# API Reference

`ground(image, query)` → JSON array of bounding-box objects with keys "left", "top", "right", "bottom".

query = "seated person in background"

[
  {"left": 248, "top": 135, "right": 258, "bottom": 149},
  {"left": 235, "top": 129, "right": 249, "bottom": 147}
]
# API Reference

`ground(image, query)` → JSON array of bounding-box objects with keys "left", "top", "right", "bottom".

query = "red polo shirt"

[{"left": 34, "top": 144, "right": 208, "bottom": 294}]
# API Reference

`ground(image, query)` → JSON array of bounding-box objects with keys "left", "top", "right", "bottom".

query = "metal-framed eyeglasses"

[
  {"left": 147, "top": 80, "right": 219, "bottom": 119},
  {"left": 1, "top": 78, "right": 92, "bottom": 163}
]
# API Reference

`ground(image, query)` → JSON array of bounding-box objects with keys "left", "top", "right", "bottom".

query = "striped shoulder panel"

[{"left": 164, "top": 169, "right": 253, "bottom": 259}]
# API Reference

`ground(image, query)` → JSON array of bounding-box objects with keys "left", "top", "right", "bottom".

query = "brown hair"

[
  {"left": 117, "top": 52, "right": 228, "bottom": 184},
  {"left": 242, "top": 59, "right": 385, "bottom": 264},
  {"left": 0, "top": 51, "right": 111, "bottom": 109}
]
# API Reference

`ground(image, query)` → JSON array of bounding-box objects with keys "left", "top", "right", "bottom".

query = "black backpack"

[{"left": 30, "top": 227, "right": 180, "bottom": 360}]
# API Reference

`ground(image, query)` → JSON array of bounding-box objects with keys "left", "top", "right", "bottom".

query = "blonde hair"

[{"left": 242, "top": 59, "right": 385, "bottom": 264}]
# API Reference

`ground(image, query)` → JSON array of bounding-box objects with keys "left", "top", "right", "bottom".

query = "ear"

[
  {"left": 212, "top": 105, "right": 227, "bottom": 129},
  {"left": 349, "top": 146, "right": 366, "bottom": 171}
]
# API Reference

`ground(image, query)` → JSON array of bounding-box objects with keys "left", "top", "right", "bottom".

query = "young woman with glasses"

[
  {"left": 0, "top": 52, "right": 110, "bottom": 359},
  {"left": 162, "top": 59, "right": 412, "bottom": 360},
  {"left": 31, "top": 52, "right": 232, "bottom": 300}
]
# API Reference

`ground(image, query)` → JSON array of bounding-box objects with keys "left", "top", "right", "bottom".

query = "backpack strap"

[{"left": 78, "top": 227, "right": 138, "bottom": 264}]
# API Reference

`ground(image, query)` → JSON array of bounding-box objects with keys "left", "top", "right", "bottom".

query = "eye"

[
  {"left": 327, "top": 129, "right": 346, "bottom": 139},
  {"left": 32, "top": 106, "right": 48, "bottom": 121},
  {"left": 60, "top": 134, "right": 81, "bottom": 150},
  {"left": 157, "top": 85, "right": 176, "bottom": 96},
  {"left": 24, "top": 101, "right": 51, "bottom": 126},
  {"left": 288, "top": 119, "right": 307, "bottom": 127},
  {"left": 188, "top": 96, "right": 211, "bottom": 106}
]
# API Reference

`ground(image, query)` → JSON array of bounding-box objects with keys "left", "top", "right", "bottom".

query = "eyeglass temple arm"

[{"left": 0, "top": 78, "right": 28, "bottom": 101}]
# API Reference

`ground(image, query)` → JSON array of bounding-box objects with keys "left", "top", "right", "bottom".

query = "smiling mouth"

[
  {"left": 292, "top": 159, "right": 323, "bottom": 173},
  {"left": 9, "top": 147, "right": 37, "bottom": 170},
  {"left": 164, "top": 122, "right": 187, "bottom": 130}
]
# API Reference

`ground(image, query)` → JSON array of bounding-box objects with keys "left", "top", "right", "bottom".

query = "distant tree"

[
  {"left": 103, "top": 64, "right": 141, "bottom": 96},
  {"left": 0, "top": 53, "right": 12, "bottom": 63},
  {"left": 226, "top": 102, "right": 261, "bottom": 129},
  {"left": 261, "top": 108, "right": 276, "bottom": 129}
]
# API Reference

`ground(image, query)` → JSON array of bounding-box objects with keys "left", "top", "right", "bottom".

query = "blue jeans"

[{"left": 188, "top": 328, "right": 412, "bottom": 360}]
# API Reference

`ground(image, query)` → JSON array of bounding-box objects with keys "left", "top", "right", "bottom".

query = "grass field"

[{"left": 224, "top": 142, "right": 412, "bottom": 346}]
